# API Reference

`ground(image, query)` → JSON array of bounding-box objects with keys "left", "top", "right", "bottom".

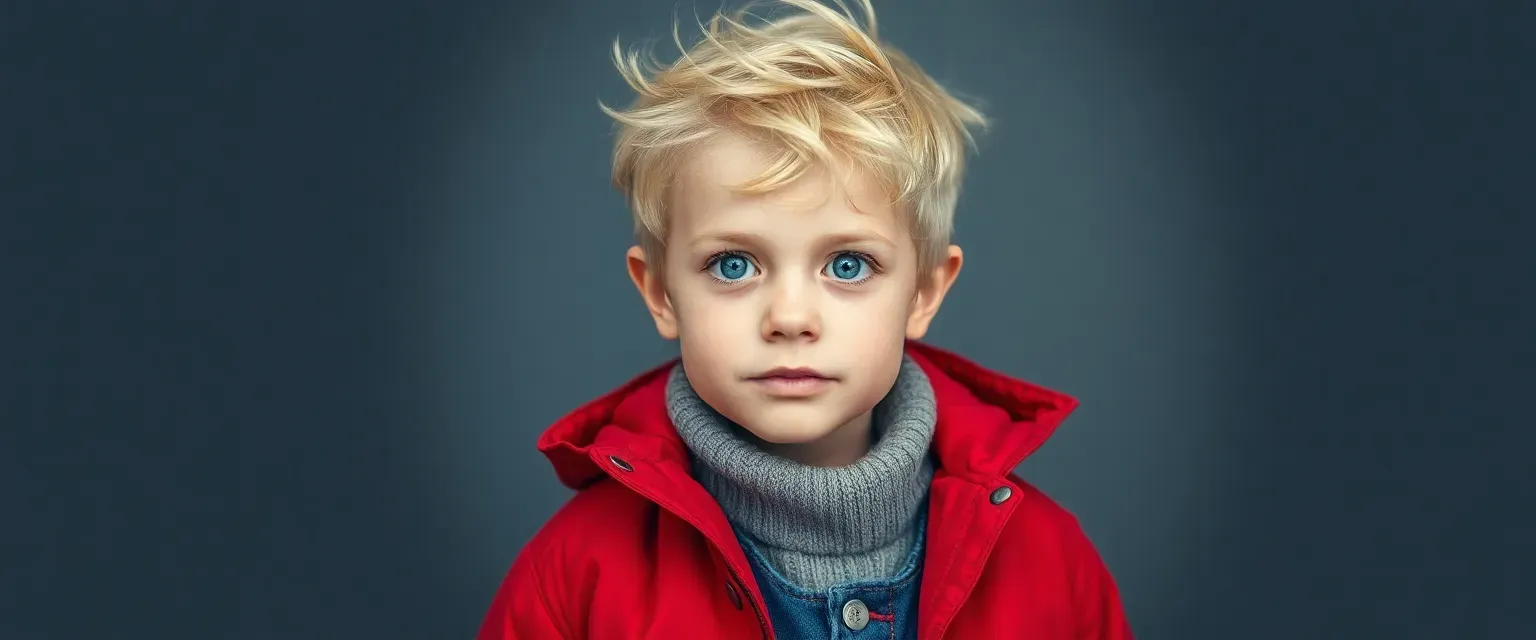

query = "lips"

[
  {"left": 747, "top": 367, "right": 837, "bottom": 398},
  {"left": 750, "top": 367, "right": 833, "bottom": 380}
]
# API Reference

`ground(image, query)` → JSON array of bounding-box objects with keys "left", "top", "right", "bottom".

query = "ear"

[
  {"left": 906, "top": 245, "right": 964, "bottom": 339},
  {"left": 626, "top": 245, "right": 679, "bottom": 340}
]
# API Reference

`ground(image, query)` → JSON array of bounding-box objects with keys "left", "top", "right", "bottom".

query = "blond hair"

[{"left": 601, "top": 0, "right": 986, "bottom": 272}]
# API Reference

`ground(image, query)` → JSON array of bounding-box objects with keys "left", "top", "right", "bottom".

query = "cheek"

[
  {"left": 673, "top": 286, "right": 735, "bottom": 324},
  {"left": 847, "top": 284, "right": 916, "bottom": 333},
  {"left": 669, "top": 286, "right": 754, "bottom": 356}
]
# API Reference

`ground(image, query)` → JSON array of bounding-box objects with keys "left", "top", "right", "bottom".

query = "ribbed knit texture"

[{"left": 667, "top": 355, "right": 936, "bottom": 591}]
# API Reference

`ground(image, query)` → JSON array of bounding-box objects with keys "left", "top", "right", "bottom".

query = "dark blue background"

[{"left": 5, "top": 1, "right": 1530, "bottom": 637}]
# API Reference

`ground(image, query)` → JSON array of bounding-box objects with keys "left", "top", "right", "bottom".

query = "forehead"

[{"left": 669, "top": 133, "right": 901, "bottom": 238}]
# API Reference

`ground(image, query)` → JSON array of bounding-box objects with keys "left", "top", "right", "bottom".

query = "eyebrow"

[
  {"left": 689, "top": 232, "right": 765, "bottom": 250},
  {"left": 688, "top": 231, "right": 897, "bottom": 251},
  {"left": 819, "top": 232, "right": 896, "bottom": 250}
]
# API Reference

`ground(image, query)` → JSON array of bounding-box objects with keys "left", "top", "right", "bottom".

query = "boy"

[{"left": 478, "top": 1, "right": 1132, "bottom": 637}]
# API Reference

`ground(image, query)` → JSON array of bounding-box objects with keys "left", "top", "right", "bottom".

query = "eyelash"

[
  {"left": 702, "top": 250, "right": 754, "bottom": 285},
  {"left": 833, "top": 251, "right": 883, "bottom": 286},
  {"left": 700, "top": 250, "right": 883, "bottom": 285}
]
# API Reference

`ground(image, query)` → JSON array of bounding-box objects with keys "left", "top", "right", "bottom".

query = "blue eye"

[
  {"left": 709, "top": 253, "right": 757, "bottom": 281},
  {"left": 824, "top": 252, "right": 870, "bottom": 282}
]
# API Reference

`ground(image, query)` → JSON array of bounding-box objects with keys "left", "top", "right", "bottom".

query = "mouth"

[
  {"left": 746, "top": 367, "right": 836, "bottom": 398},
  {"left": 748, "top": 367, "right": 835, "bottom": 381}
]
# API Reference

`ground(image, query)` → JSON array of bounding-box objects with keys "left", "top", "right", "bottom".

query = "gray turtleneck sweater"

[{"left": 667, "top": 355, "right": 937, "bottom": 591}]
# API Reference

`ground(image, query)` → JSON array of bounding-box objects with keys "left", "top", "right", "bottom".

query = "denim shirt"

[{"left": 736, "top": 510, "right": 927, "bottom": 640}]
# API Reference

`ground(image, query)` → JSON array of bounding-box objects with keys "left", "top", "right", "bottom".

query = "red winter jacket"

[{"left": 478, "top": 341, "right": 1133, "bottom": 639}]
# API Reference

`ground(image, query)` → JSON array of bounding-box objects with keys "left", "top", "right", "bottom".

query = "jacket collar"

[{"left": 535, "top": 340, "right": 1078, "bottom": 488}]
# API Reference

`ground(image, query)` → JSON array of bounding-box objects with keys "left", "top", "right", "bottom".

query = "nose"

[{"left": 761, "top": 277, "right": 821, "bottom": 342}]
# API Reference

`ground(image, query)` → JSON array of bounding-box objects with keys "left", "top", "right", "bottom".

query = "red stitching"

[{"left": 868, "top": 611, "right": 895, "bottom": 623}]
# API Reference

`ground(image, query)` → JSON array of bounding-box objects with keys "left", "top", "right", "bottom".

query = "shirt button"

[
  {"left": 842, "top": 599, "right": 869, "bottom": 630},
  {"left": 989, "top": 485, "right": 1013, "bottom": 505}
]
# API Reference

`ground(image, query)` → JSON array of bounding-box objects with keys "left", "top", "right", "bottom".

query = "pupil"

[
  {"left": 723, "top": 257, "right": 745, "bottom": 278},
  {"left": 836, "top": 257, "right": 857, "bottom": 277}
]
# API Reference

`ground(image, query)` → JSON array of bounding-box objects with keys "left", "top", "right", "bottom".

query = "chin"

[
  {"left": 744, "top": 427, "right": 837, "bottom": 446},
  {"left": 706, "top": 379, "right": 867, "bottom": 439},
  {"left": 735, "top": 412, "right": 840, "bottom": 445}
]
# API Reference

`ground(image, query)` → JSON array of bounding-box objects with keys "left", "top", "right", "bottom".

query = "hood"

[{"left": 535, "top": 340, "right": 1079, "bottom": 490}]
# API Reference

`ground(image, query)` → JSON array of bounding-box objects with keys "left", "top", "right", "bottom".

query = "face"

[{"left": 627, "top": 133, "right": 963, "bottom": 465}]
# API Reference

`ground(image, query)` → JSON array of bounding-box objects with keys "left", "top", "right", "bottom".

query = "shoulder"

[
  {"left": 480, "top": 479, "right": 663, "bottom": 637},
  {"left": 935, "top": 478, "right": 1131, "bottom": 639},
  {"left": 1003, "top": 476, "right": 1083, "bottom": 528},
  {"left": 961, "top": 475, "right": 1118, "bottom": 614},
  {"left": 993, "top": 475, "right": 1106, "bottom": 569},
  {"left": 519, "top": 477, "right": 660, "bottom": 571},
  {"left": 998, "top": 477, "right": 1133, "bottom": 636}
]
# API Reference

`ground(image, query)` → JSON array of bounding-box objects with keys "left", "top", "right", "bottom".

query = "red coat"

[{"left": 478, "top": 341, "right": 1133, "bottom": 639}]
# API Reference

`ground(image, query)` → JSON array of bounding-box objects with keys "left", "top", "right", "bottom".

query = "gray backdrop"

[
  {"left": 6, "top": 0, "right": 1530, "bottom": 638},
  {"left": 421, "top": 0, "right": 1243, "bottom": 634}
]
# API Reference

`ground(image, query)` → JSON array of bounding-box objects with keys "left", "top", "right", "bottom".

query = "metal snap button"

[
  {"left": 724, "top": 581, "right": 743, "bottom": 610},
  {"left": 608, "top": 454, "right": 633, "bottom": 472},
  {"left": 989, "top": 485, "right": 1013, "bottom": 505}
]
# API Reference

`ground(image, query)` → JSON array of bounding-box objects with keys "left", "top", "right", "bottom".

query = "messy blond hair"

[{"left": 601, "top": 0, "right": 986, "bottom": 273}]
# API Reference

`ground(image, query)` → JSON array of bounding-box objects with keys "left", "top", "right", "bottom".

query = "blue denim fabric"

[{"left": 737, "top": 510, "right": 926, "bottom": 640}]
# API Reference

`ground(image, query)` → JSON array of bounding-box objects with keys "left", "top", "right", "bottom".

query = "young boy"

[{"left": 478, "top": 1, "right": 1132, "bottom": 638}]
